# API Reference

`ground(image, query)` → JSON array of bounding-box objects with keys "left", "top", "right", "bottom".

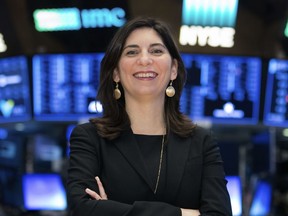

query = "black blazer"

[{"left": 67, "top": 123, "right": 232, "bottom": 216}]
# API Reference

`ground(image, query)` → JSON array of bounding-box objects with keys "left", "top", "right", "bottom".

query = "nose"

[{"left": 136, "top": 52, "right": 153, "bottom": 66}]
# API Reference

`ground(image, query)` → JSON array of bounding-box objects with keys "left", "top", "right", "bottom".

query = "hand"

[
  {"left": 180, "top": 208, "right": 200, "bottom": 216},
  {"left": 85, "top": 176, "right": 108, "bottom": 200}
]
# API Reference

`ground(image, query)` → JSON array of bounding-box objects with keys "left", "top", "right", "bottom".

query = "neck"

[{"left": 125, "top": 97, "right": 166, "bottom": 135}]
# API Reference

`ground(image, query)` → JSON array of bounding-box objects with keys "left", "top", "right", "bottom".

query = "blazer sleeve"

[
  {"left": 199, "top": 130, "right": 232, "bottom": 215},
  {"left": 66, "top": 124, "right": 181, "bottom": 216}
]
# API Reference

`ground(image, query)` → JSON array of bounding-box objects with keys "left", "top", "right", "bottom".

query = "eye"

[
  {"left": 150, "top": 47, "right": 166, "bottom": 55},
  {"left": 124, "top": 49, "right": 139, "bottom": 56}
]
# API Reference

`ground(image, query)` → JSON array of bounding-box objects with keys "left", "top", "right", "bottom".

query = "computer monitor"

[
  {"left": 0, "top": 56, "right": 32, "bottom": 123},
  {"left": 180, "top": 54, "right": 262, "bottom": 125},
  {"left": 22, "top": 173, "right": 67, "bottom": 211},
  {"left": 0, "top": 133, "right": 27, "bottom": 207},
  {"left": 249, "top": 180, "right": 272, "bottom": 216},
  {"left": 31, "top": 134, "right": 63, "bottom": 173},
  {"left": 263, "top": 58, "right": 288, "bottom": 127},
  {"left": 0, "top": 137, "right": 25, "bottom": 169},
  {"left": 226, "top": 176, "right": 242, "bottom": 216},
  {"left": 32, "top": 53, "right": 104, "bottom": 122}
]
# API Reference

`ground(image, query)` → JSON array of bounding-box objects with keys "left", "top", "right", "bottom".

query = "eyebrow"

[{"left": 123, "top": 43, "right": 167, "bottom": 50}]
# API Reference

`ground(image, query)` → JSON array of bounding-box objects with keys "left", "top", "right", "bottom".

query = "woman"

[{"left": 67, "top": 17, "right": 232, "bottom": 216}]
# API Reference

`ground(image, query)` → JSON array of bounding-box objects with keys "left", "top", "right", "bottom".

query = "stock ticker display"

[
  {"left": 264, "top": 59, "right": 288, "bottom": 127},
  {"left": 180, "top": 54, "right": 262, "bottom": 125},
  {"left": 0, "top": 56, "right": 31, "bottom": 123},
  {"left": 32, "top": 53, "right": 263, "bottom": 124},
  {"left": 33, "top": 53, "right": 104, "bottom": 121}
]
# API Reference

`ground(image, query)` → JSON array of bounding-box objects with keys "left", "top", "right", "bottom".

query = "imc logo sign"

[
  {"left": 33, "top": 7, "right": 126, "bottom": 31},
  {"left": 179, "top": 0, "right": 238, "bottom": 48}
]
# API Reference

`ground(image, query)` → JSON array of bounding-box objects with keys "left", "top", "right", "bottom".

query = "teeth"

[{"left": 134, "top": 72, "right": 156, "bottom": 78}]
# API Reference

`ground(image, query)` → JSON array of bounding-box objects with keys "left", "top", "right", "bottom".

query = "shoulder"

[
  {"left": 182, "top": 125, "right": 219, "bottom": 150},
  {"left": 70, "top": 122, "right": 100, "bottom": 139},
  {"left": 189, "top": 125, "right": 215, "bottom": 140},
  {"left": 76, "top": 122, "right": 97, "bottom": 130},
  {"left": 169, "top": 126, "right": 215, "bottom": 148},
  {"left": 170, "top": 125, "right": 213, "bottom": 141},
  {"left": 193, "top": 125, "right": 209, "bottom": 134},
  {"left": 192, "top": 126, "right": 221, "bottom": 155}
]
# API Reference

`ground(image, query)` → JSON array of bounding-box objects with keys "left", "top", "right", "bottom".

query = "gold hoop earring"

[
  {"left": 166, "top": 80, "right": 175, "bottom": 97},
  {"left": 114, "top": 82, "right": 121, "bottom": 99}
]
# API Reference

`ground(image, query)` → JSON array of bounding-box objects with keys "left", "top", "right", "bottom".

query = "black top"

[
  {"left": 135, "top": 134, "right": 167, "bottom": 196},
  {"left": 67, "top": 123, "right": 232, "bottom": 216}
]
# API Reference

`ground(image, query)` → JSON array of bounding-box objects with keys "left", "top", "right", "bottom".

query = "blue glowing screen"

[
  {"left": 33, "top": 53, "right": 104, "bottom": 121},
  {"left": 182, "top": 0, "right": 239, "bottom": 27},
  {"left": 0, "top": 56, "right": 32, "bottom": 123},
  {"left": 180, "top": 54, "right": 262, "bottom": 125},
  {"left": 263, "top": 59, "right": 288, "bottom": 127},
  {"left": 226, "top": 176, "right": 242, "bottom": 216},
  {"left": 22, "top": 173, "right": 67, "bottom": 210},
  {"left": 249, "top": 181, "right": 272, "bottom": 215}
]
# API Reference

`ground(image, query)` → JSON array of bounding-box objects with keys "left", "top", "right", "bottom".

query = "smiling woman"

[
  {"left": 113, "top": 27, "right": 177, "bottom": 102},
  {"left": 67, "top": 16, "right": 232, "bottom": 216}
]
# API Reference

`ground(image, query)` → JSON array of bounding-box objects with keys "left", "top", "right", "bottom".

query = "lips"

[{"left": 133, "top": 72, "right": 158, "bottom": 78}]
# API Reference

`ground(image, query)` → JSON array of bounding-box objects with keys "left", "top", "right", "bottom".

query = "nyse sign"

[
  {"left": 179, "top": 25, "right": 235, "bottom": 48},
  {"left": 180, "top": 0, "right": 238, "bottom": 48},
  {"left": 0, "top": 33, "right": 7, "bottom": 52}
]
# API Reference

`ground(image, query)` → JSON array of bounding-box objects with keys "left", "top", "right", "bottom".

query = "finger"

[
  {"left": 85, "top": 188, "right": 102, "bottom": 200},
  {"left": 95, "top": 176, "right": 108, "bottom": 200}
]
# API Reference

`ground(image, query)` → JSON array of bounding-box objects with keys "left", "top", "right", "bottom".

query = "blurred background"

[{"left": 0, "top": 0, "right": 288, "bottom": 215}]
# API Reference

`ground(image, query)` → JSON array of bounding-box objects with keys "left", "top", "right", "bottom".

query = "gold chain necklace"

[{"left": 154, "top": 134, "right": 165, "bottom": 194}]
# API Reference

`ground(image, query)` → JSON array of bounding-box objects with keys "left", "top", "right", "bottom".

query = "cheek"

[
  {"left": 118, "top": 59, "right": 133, "bottom": 75},
  {"left": 158, "top": 60, "right": 174, "bottom": 76}
]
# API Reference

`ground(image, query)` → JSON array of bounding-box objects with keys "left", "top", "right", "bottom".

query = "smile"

[{"left": 133, "top": 72, "right": 158, "bottom": 78}]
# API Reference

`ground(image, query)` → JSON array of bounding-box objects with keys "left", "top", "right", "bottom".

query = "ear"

[
  {"left": 170, "top": 59, "right": 178, "bottom": 80},
  {"left": 113, "top": 68, "right": 120, "bottom": 82}
]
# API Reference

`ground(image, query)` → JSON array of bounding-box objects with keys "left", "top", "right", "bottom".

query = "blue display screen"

[
  {"left": 226, "top": 176, "right": 242, "bottom": 216},
  {"left": 249, "top": 180, "right": 272, "bottom": 215},
  {"left": 180, "top": 54, "right": 262, "bottom": 125},
  {"left": 263, "top": 59, "right": 288, "bottom": 127},
  {"left": 32, "top": 53, "right": 104, "bottom": 121},
  {"left": 22, "top": 173, "right": 67, "bottom": 210},
  {"left": 0, "top": 56, "right": 32, "bottom": 123}
]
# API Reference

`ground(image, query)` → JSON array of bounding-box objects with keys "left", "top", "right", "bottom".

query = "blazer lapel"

[
  {"left": 165, "top": 133, "right": 191, "bottom": 200},
  {"left": 114, "top": 129, "right": 155, "bottom": 192}
]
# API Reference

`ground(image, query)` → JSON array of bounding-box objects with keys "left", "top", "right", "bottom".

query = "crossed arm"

[{"left": 85, "top": 176, "right": 201, "bottom": 216}]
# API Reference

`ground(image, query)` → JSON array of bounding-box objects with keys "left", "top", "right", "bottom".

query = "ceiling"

[{"left": 1, "top": 0, "right": 288, "bottom": 57}]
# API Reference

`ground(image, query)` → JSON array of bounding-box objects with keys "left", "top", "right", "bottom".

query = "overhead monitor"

[
  {"left": 180, "top": 0, "right": 239, "bottom": 48},
  {"left": 33, "top": 53, "right": 104, "bottom": 122},
  {"left": 263, "top": 58, "right": 288, "bottom": 127},
  {"left": 180, "top": 53, "right": 262, "bottom": 125},
  {"left": 0, "top": 56, "right": 32, "bottom": 123},
  {"left": 26, "top": 1, "right": 130, "bottom": 53}
]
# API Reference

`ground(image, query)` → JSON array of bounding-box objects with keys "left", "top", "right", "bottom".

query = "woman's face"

[{"left": 114, "top": 27, "right": 177, "bottom": 100}]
